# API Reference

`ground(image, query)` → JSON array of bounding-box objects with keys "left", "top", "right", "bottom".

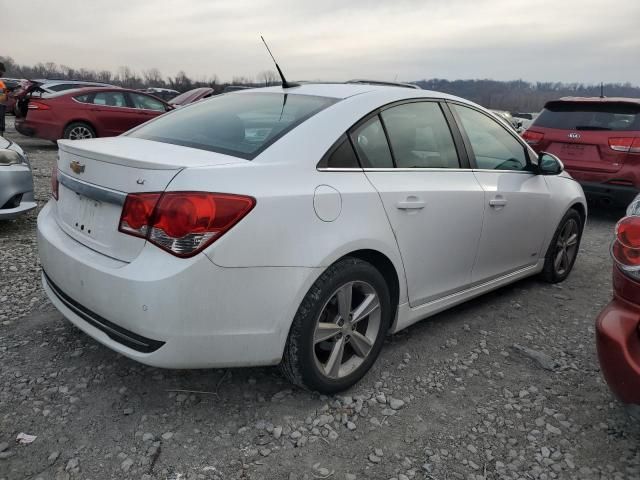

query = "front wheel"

[
  {"left": 541, "top": 209, "right": 583, "bottom": 283},
  {"left": 63, "top": 122, "right": 96, "bottom": 140},
  {"left": 281, "top": 258, "right": 392, "bottom": 393}
]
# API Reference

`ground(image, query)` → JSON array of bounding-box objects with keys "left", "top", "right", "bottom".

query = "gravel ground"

[{"left": 1, "top": 116, "right": 639, "bottom": 480}]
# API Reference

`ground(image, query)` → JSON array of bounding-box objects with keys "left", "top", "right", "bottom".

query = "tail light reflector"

[
  {"left": 118, "top": 192, "right": 255, "bottom": 257},
  {"left": 51, "top": 167, "right": 59, "bottom": 200},
  {"left": 522, "top": 130, "right": 544, "bottom": 145},
  {"left": 28, "top": 101, "right": 51, "bottom": 110},
  {"left": 609, "top": 137, "right": 640, "bottom": 153}
]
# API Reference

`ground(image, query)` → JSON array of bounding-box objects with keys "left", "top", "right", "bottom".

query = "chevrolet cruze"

[{"left": 38, "top": 83, "right": 587, "bottom": 392}]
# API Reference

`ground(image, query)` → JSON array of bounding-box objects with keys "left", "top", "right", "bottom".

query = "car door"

[
  {"left": 356, "top": 101, "right": 485, "bottom": 307},
  {"left": 88, "top": 91, "right": 136, "bottom": 136},
  {"left": 450, "top": 103, "right": 551, "bottom": 283},
  {"left": 127, "top": 92, "right": 169, "bottom": 128}
]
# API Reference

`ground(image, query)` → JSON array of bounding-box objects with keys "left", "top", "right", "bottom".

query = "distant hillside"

[{"left": 414, "top": 79, "right": 640, "bottom": 112}]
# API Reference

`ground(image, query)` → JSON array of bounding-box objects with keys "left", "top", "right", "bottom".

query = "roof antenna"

[
  {"left": 261, "top": 36, "right": 298, "bottom": 89},
  {"left": 600, "top": 82, "right": 605, "bottom": 98}
]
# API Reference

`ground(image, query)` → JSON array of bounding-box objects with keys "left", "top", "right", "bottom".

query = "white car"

[{"left": 37, "top": 83, "right": 586, "bottom": 392}]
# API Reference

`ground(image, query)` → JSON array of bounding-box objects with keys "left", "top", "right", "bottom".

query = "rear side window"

[
  {"left": 128, "top": 92, "right": 337, "bottom": 160},
  {"left": 351, "top": 116, "right": 394, "bottom": 168},
  {"left": 129, "top": 93, "right": 167, "bottom": 111},
  {"left": 318, "top": 136, "right": 360, "bottom": 168},
  {"left": 535, "top": 102, "right": 640, "bottom": 131},
  {"left": 92, "top": 92, "right": 127, "bottom": 107},
  {"left": 381, "top": 102, "right": 460, "bottom": 168}
]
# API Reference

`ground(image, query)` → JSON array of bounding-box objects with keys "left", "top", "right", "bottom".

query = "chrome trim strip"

[
  {"left": 316, "top": 167, "right": 364, "bottom": 172},
  {"left": 58, "top": 171, "right": 127, "bottom": 206},
  {"left": 412, "top": 264, "right": 538, "bottom": 308}
]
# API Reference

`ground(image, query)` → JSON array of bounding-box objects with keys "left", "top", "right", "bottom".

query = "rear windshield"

[
  {"left": 534, "top": 101, "right": 640, "bottom": 131},
  {"left": 128, "top": 92, "right": 338, "bottom": 159}
]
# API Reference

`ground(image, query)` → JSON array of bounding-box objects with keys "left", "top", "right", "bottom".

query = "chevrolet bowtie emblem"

[{"left": 70, "top": 160, "right": 85, "bottom": 174}]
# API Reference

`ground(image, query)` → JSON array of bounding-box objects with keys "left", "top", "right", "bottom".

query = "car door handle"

[
  {"left": 396, "top": 199, "right": 426, "bottom": 210},
  {"left": 489, "top": 196, "right": 507, "bottom": 207}
]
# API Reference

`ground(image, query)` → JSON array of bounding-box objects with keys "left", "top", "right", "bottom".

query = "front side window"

[
  {"left": 92, "top": 91, "right": 127, "bottom": 108},
  {"left": 350, "top": 116, "right": 393, "bottom": 168},
  {"left": 453, "top": 104, "right": 528, "bottom": 171},
  {"left": 128, "top": 92, "right": 337, "bottom": 160},
  {"left": 130, "top": 93, "right": 167, "bottom": 112},
  {"left": 381, "top": 102, "right": 460, "bottom": 168}
]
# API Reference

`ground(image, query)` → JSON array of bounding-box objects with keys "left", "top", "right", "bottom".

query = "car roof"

[
  {"left": 232, "top": 82, "right": 467, "bottom": 103},
  {"left": 553, "top": 96, "right": 640, "bottom": 106}
]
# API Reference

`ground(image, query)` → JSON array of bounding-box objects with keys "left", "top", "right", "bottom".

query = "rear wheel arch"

[{"left": 345, "top": 249, "right": 400, "bottom": 327}]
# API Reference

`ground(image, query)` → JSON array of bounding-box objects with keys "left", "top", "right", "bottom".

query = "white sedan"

[{"left": 37, "top": 83, "right": 586, "bottom": 393}]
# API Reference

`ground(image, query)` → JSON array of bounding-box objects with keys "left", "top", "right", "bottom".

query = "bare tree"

[{"left": 257, "top": 70, "right": 279, "bottom": 86}]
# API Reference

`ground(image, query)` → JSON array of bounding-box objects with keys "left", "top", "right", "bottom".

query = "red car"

[
  {"left": 523, "top": 97, "right": 640, "bottom": 207},
  {"left": 15, "top": 87, "right": 172, "bottom": 141},
  {"left": 597, "top": 198, "right": 640, "bottom": 415}
]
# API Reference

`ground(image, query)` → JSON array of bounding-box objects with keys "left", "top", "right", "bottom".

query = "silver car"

[{"left": 0, "top": 136, "right": 36, "bottom": 220}]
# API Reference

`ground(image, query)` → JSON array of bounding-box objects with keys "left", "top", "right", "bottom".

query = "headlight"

[{"left": 0, "top": 150, "right": 23, "bottom": 165}]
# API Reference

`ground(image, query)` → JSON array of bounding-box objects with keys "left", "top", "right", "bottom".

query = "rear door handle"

[
  {"left": 396, "top": 199, "right": 426, "bottom": 210},
  {"left": 489, "top": 196, "right": 507, "bottom": 207}
]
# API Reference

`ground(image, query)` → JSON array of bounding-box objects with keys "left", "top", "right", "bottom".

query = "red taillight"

[
  {"left": 609, "top": 137, "right": 640, "bottom": 154},
  {"left": 119, "top": 193, "right": 161, "bottom": 237},
  {"left": 118, "top": 192, "right": 255, "bottom": 257},
  {"left": 612, "top": 216, "right": 640, "bottom": 268},
  {"left": 51, "top": 167, "right": 59, "bottom": 200},
  {"left": 28, "top": 101, "right": 51, "bottom": 110},
  {"left": 522, "top": 130, "right": 544, "bottom": 145}
]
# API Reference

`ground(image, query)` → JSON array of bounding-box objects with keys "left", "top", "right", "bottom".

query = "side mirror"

[{"left": 538, "top": 152, "right": 564, "bottom": 175}]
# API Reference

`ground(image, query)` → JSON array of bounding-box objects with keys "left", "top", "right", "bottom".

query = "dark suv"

[{"left": 523, "top": 97, "right": 640, "bottom": 206}]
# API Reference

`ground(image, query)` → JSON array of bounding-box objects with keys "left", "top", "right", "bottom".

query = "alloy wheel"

[
  {"left": 312, "top": 281, "right": 381, "bottom": 379},
  {"left": 553, "top": 218, "right": 579, "bottom": 276},
  {"left": 68, "top": 126, "right": 94, "bottom": 140}
]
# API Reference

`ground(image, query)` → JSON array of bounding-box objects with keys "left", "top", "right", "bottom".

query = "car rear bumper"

[
  {"left": 37, "top": 201, "right": 321, "bottom": 368},
  {"left": 596, "top": 296, "right": 640, "bottom": 405},
  {"left": 579, "top": 181, "right": 639, "bottom": 207},
  {"left": 15, "top": 118, "right": 60, "bottom": 141},
  {"left": 0, "top": 164, "right": 36, "bottom": 219}
]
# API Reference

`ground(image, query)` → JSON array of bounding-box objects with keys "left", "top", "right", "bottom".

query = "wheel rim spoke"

[
  {"left": 336, "top": 282, "right": 353, "bottom": 321},
  {"left": 566, "top": 232, "right": 578, "bottom": 246},
  {"left": 324, "top": 337, "right": 345, "bottom": 378},
  {"left": 554, "top": 250, "right": 564, "bottom": 271},
  {"left": 349, "top": 331, "right": 373, "bottom": 358},
  {"left": 314, "top": 322, "right": 341, "bottom": 344},
  {"left": 351, "top": 293, "right": 380, "bottom": 325}
]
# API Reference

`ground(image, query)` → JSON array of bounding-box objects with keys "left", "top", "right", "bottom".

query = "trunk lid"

[
  {"left": 55, "top": 138, "right": 246, "bottom": 262},
  {"left": 539, "top": 129, "right": 633, "bottom": 174}
]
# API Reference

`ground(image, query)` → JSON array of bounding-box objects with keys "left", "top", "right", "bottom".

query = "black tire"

[
  {"left": 540, "top": 209, "right": 583, "bottom": 283},
  {"left": 63, "top": 122, "right": 96, "bottom": 140},
  {"left": 281, "top": 257, "right": 392, "bottom": 393}
]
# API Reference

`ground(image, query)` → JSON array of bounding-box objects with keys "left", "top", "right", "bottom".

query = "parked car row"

[{"left": 3, "top": 79, "right": 636, "bottom": 414}]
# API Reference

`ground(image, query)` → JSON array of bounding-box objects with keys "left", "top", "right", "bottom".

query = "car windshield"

[
  {"left": 534, "top": 101, "right": 640, "bottom": 131},
  {"left": 128, "top": 92, "right": 338, "bottom": 159}
]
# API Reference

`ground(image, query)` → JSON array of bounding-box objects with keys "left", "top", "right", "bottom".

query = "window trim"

[{"left": 447, "top": 100, "right": 536, "bottom": 172}]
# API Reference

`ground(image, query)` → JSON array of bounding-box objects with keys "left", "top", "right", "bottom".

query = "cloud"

[{"left": 4, "top": 0, "right": 640, "bottom": 84}]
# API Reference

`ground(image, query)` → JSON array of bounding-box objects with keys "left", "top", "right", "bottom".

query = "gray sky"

[{"left": 4, "top": 0, "right": 640, "bottom": 84}]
